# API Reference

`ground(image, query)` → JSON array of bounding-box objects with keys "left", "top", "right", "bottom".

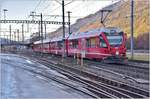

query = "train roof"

[
  {"left": 34, "top": 38, "right": 51, "bottom": 44},
  {"left": 34, "top": 37, "right": 63, "bottom": 44},
  {"left": 68, "top": 27, "right": 122, "bottom": 40},
  {"left": 34, "top": 40, "right": 41, "bottom": 44},
  {"left": 33, "top": 27, "right": 122, "bottom": 44},
  {"left": 51, "top": 37, "right": 62, "bottom": 42}
]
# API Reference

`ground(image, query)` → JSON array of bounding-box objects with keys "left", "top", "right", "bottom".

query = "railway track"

[
  {"left": 40, "top": 53, "right": 149, "bottom": 82},
  {"left": 22, "top": 52, "right": 149, "bottom": 87},
  {"left": 16, "top": 52, "right": 149, "bottom": 98},
  {"left": 85, "top": 59, "right": 149, "bottom": 80},
  {"left": 31, "top": 56, "right": 149, "bottom": 98},
  {"left": 2, "top": 59, "right": 99, "bottom": 98}
]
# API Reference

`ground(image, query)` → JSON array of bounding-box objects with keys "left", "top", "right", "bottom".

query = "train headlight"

[{"left": 116, "top": 51, "right": 119, "bottom": 55}]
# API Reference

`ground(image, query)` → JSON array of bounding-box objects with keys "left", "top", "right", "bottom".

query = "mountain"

[{"left": 48, "top": 0, "right": 149, "bottom": 38}]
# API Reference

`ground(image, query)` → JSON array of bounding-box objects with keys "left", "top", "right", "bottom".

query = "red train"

[{"left": 32, "top": 27, "right": 127, "bottom": 63}]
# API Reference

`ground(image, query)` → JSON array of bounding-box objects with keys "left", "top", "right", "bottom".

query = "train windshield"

[{"left": 104, "top": 32, "right": 123, "bottom": 47}]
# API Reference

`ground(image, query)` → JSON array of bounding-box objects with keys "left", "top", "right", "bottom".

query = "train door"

[
  {"left": 86, "top": 38, "right": 90, "bottom": 53},
  {"left": 81, "top": 38, "right": 86, "bottom": 58},
  {"left": 99, "top": 35, "right": 109, "bottom": 58},
  {"left": 88, "top": 37, "right": 97, "bottom": 59},
  {"left": 49, "top": 42, "right": 51, "bottom": 53}
]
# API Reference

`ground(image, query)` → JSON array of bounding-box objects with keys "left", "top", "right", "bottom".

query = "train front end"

[{"left": 102, "top": 28, "right": 128, "bottom": 64}]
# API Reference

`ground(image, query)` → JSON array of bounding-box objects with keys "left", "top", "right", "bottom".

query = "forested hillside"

[{"left": 48, "top": 0, "right": 149, "bottom": 49}]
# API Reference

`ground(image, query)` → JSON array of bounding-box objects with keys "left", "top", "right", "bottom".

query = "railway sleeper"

[
  {"left": 57, "top": 62, "right": 150, "bottom": 97},
  {"left": 33, "top": 57, "right": 150, "bottom": 98}
]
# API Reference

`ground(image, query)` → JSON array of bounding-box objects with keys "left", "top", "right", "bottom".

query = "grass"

[{"left": 127, "top": 54, "right": 149, "bottom": 62}]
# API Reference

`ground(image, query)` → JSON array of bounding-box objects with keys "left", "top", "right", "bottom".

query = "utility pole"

[
  {"left": 12, "top": 32, "right": 14, "bottom": 44},
  {"left": 67, "top": 11, "right": 71, "bottom": 35},
  {"left": 62, "top": 0, "right": 65, "bottom": 58},
  {"left": 130, "top": 0, "right": 134, "bottom": 59},
  {"left": 9, "top": 25, "right": 11, "bottom": 44},
  {"left": 6, "top": 35, "right": 8, "bottom": 45},
  {"left": 44, "top": 23, "right": 46, "bottom": 39},
  {"left": 67, "top": 11, "right": 71, "bottom": 57},
  {"left": 40, "top": 13, "right": 44, "bottom": 52},
  {"left": 22, "top": 24, "right": 24, "bottom": 43},
  {"left": 17, "top": 29, "right": 19, "bottom": 42},
  {"left": 11, "top": 32, "right": 13, "bottom": 43},
  {"left": 14, "top": 32, "right": 16, "bottom": 42},
  {"left": 38, "top": 22, "right": 41, "bottom": 40}
]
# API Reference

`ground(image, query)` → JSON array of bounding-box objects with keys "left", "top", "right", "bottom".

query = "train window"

[
  {"left": 73, "top": 40, "right": 78, "bottom": 48},
  {"left": 70, "top": 40, "right": 78, "bottom": 48},
  {"left": 69, "top": 42, "right": 73, "bottom": 48},
  {"left": 99, "top": 36, "right": 107, "bottom": 48},
  {"left": 58, "top": 41, "right": 63, "bottom": 49},
  {"left": 86, "top": 39, "right": 90, "bottom": 48},
  {"left": 43, "top": 43, "right": 49, "bottom": 48},
  {"left": 104, "top": 32, "right": 123, "bottom": 47},
  {"left": 90, "top": 38, "right": 96, "bottom": 48}
]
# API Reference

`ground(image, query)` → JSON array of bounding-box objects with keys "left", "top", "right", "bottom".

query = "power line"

[
  {"left": 41, "top": 2, "right": 53, "bottom": 12},
  {"left": 33, "top": 0, "right": 42, "bottom": 12},
  {"left": 54, "top": 0, "right": 61, "bottom": 4},
  {"left": 45, "top": 0, "right": 75, "bottom": 13},
  {"left": 65, "top": 0, "right": 75, "bottom": 6},
  {"left": 49, "top": 5, "right": 61, "bottom": 13}
]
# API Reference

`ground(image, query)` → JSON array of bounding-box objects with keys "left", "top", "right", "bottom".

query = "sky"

[{"left": 0, "top": 0, "right": 119, "bottom": 40}]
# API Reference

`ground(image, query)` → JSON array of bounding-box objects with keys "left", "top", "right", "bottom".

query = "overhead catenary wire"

[
  {"left": 104, "top": 0, "right": 149, "bottom": 25},
  {"left": 33, "top": 0, "right": 43, "bottom": 12},
  {"left": 43, "top": 0, "right": 76, "bottom": 20},
  {"left": 41, "top": 1, "right": 54, "bottom": 13},
  {"left": 29, "top": 0, "right": 149, "bottom": 39}
]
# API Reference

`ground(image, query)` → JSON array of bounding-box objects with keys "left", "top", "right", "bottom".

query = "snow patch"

[
  {"left": 47, "top": 69, "right": 68, "bottom": 79},
  {"left": 25, "top": 59, "right": 34, "bottom": 65}
]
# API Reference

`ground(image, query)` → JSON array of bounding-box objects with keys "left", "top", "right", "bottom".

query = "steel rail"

[
  {"left": 2, "top": 60, "right": 98, "bottom": 98},
  {"left": 37, "top": 57, "right": 148, "bottom": 98},
  {"left": 85, "top": 60, "right": 149, "bottom": 80},
  {"left": 16, "top": 53, "right": 150, "bottom": 98}
]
